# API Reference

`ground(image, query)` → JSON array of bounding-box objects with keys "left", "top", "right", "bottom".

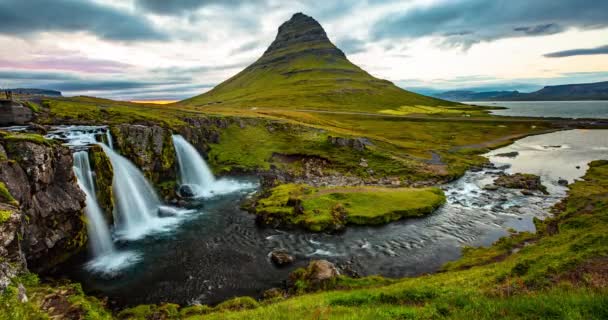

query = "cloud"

[
  {"left": 0, "top": 0, "right": 166, "bottom": 41},
  {"left": 544, "top": 44, "right": 608, "bottom": 58},
  {"left": 135, "top": 0, "right": 250, "bottom": 15},
  {"left": 372, "top": 0, "right": 608, "bottom": 49},
  {"left": 336, "top": 37, "right": 367, "bottom": 54},
  {"left": 0, "top": 57, "right": 131, "bottom": 73}
]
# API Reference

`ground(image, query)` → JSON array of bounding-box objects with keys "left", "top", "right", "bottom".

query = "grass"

[
  {"left": 254, "top": 184, "right": 446, "bottom": 231},
  {"left": 174, "top": 159, "right": 608, "bottom": 319},
  {"left": 23, "top": 101, "right": 41, "bottom": 113},
  {"left": 0, "top": 209, "right": 12, "bottom": 224},
  {"left": 0, "top": 131, "right": 53, "bottom": 146}
]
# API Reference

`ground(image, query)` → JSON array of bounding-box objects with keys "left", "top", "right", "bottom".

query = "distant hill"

[
  {"left": 6, "top": 88, "right": 62, "bottom": 97},
  {"left": 434, "top": 81, "right": 608, "bottom": 101},
  {"left": 180, "top": 13, "right": 457, "bottom": 112}
]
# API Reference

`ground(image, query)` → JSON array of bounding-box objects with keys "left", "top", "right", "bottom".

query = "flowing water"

[
  {"left": 172, "top": 134, "right": 255, "bottom": 198},
  {"left": 72, "top": 145, "right": 140, "bottom": 274},
  {"left": 54, "top": 129, "right": 608, "bottom": 307}
]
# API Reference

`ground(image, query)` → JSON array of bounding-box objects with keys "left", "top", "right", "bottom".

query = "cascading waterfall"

[
  {"left": 100, "top": 144, "right": 182, "bottom": 240},
  {"left": 73, "top": 150, "right": 140, "bottom": 273},
  {"left": 172, "top": 134, "right": 255, "bottom": 198},
  {"left": 73, "top": 151, "right": 115, "bottom": 257},
  {"left": 105, "top": 129, "right": 114, "bottom": 149}
]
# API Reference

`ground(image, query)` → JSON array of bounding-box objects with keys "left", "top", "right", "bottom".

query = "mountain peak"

[{"left": 262, "top": 12, "right": 344, "bottom": 59}]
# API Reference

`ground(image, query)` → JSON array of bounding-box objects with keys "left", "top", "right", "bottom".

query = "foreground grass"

[
  {"left": 188, "top": 160, "right": 608, "bottom": 319},
  {"left": 254, "top": 184, "right": 445, "bottom": 231}
]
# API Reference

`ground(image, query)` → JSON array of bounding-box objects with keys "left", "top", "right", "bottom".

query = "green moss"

[
  {"left": 215, "top": 297, "right": 260, "bottom": 312},
  {"left": 89, "top": 145, "right": 114, "bottom": 221},
  {"left": 0, "top": 131, "right": 52, "bottom": 146},
  {"left": 254, "top": 184, "right": 445, "bottom": 231},
  {"left": 0, "top": 209, "right": 12, "bottom": 224},
  {"left": 0, "top": 181, "right": 18, "bottom": 206},
  {"left": 118, "top": 303, "right": 180, "bottom": 320},
  {"left": 24, "top": 101, "right": 41, "bottom": 113}
]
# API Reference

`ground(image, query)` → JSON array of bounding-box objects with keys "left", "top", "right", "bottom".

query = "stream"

[{"left": 50, "top": 128, "right": 607, "bottom": 308}]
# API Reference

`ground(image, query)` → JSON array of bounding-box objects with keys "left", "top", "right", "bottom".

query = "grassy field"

[{"left": 253, "top": 184, "right": 446, "bottom": 231}]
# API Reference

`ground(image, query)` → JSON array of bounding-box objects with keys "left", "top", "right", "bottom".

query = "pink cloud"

[{"left": 0, "top": 57, "right": 131, "bottom": 73}]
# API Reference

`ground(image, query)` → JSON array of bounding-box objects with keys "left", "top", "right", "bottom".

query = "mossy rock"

[{"left": 89, "top": 145, "right": 114, "bottom": 222}]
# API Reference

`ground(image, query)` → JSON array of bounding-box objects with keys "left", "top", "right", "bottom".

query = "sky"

[{"left": 0, "top": 0, "right": 607, "bottom": 101}]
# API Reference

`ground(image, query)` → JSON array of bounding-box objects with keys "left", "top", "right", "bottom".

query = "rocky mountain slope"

[{"left": 180, "top": 13, "right": 456, "bottom": 112}]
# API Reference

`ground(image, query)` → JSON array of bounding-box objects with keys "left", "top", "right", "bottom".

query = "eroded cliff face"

[
  {"left": 0, "top": 135, "right": 86, "bottom": 272},
  {"left": 89, "top": 144, "right": 114, "bottom": 223},
  {"left": 110, "top": 124, "right": 177, "bottom": 198},
  {"left": 0, "top": 203, "right": 25, "bottom": 290}
]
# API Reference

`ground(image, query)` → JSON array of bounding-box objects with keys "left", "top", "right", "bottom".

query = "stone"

[
  {"left": 483, "top": 184, "right": 499, "bottom": 191},
  {"left": 270, "top": 249, "right": 295, "bottom": 266},
  {"left": 306, "top": 260, "right": 339, "bottom": 283},
  {"left": 178, "top": 184, "right": 196, "bottom": 198},
  {"left": 557, "top": 179, "right": 568, "bottom": 186},
  {"left": 494, "top": 151, "right": 519, "bottom": 158},
  {"left": 494, "top": 173, "right": 548, "bottom": 194}
]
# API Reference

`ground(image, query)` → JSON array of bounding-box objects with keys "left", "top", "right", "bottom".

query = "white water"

[
  {"left": 105, "top": 130, "right": 114, "bottom": 149},
  {"left": 73, "top": 151, "right": 140, "bottom": 274},
  {"left": 100, "top": 144, "right": 183, "bottom": 240},
  {"left": 172, "top": 135, "right": 255, "bottom": 198}
]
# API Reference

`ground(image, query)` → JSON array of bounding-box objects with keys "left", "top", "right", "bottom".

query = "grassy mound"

[{"left": 253, "top": 184, "right": 446, "bottom": 231}]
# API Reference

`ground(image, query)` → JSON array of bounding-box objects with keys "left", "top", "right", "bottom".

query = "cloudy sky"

[{"left": 1, "top": 0, "right": 607, "bottom": 101}]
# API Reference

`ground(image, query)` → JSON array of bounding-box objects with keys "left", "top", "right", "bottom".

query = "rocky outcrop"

[
  {"left": 0, "top": 203, "right": 26, "bottom": 290},
  {"left": 111, "top": 124, "right": 177, "bottom": 198},
  {"left": 327, "top": 136, "right": 371, "bottom": 152},
  {"left": 270, "top": 249, "right": 295, "bottom": 266},
  {"left": 89, "top": 144, "right": 114, "bottom": 222},
  {"left": 0, "top": 134, "right": 86, "bottom": 271},
  {"left": 494, "top": 173, "right": 548, "bottom": 194},
  {"left": 288, "top": 260, "right": 340, "bottom": 292}
]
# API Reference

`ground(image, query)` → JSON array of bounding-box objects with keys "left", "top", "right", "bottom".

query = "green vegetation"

[
  {"left": 0, "top": 131, "right": 52, "bottom": 146},
  {"left": 89, "top": 145, "right": 114, "bottom": 221},
  {"left": 23, "top": 101, "right": 41, "bottom": 113},
  {"left": 0, "top": 181, "right": 18, "bottom": 206},
  {"left": 254, "top": 184, "right": 445, "bottom": 231},
  {"left": 0, "top": 273, "right": 112, "bottom": 320},
  {"left": 185, "top": 160, "right": 608, "bottom": 319},
  {"left": 0, "top": 209, "right": 12, "bottom": 224}
]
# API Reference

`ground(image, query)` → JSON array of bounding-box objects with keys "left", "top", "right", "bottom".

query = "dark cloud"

[
  {"left": 230, "top": 40, "right": 262, "bottom": 55},
  {"left": 0, "top": 70, "right": 78, "bottom": 81},
  {"left": 544, "top": 45, "right": 608, "bottom": 58},
  {"left": 135, "top": 0, "right": 248, "bottom": 15},
  {"left": 336, "top": 38, "right": 367, "bottom": 54},
  {"left": 0, "top": 0, "right": 166, "bottom": 41},
  {"left": 0, "top": 57, "right": 131, "bottom": 73},
  {"left": 372, "top": 0, "right": 608, "bottom": 49}
]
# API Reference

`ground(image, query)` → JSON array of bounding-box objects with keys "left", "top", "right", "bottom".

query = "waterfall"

[
  {"left": 105, "top": 129, "right": 114, "bottom": 149},
  {"left": 100, "top": 144, "right": 181, "bottom": 240},
  {"left": 73, "top": 151, "right": 115, "bottom": 258},
  {"left": 172, "top": 135, "right": 255, "bottom": 198}
]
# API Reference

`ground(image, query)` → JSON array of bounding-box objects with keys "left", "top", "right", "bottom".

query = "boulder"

[
  {"left": 557, "top": 179, "right": 568, "bottom": 186},
  {"left": 494, "top": 173, "right": 548, "bottom": 194},
  {"left": 178, "top": 184, "right": 197, "bottom": 198},
  {"left": 270, "top": 249, "right": 295, "bottom": 266},
  {"left": 305, "top": 260, "right": 339, "bottom": 283}
]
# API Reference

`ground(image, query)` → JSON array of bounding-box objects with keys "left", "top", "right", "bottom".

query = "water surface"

[{"left": 466, "top": 100, "right": 608, "bottom": 119}]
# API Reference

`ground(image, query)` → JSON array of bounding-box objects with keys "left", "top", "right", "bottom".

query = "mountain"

[
  {"left": 6, "top": 88, "right": 62, "bottom": 97},
  {"left": 180, "top": 13, "right": 457, "bottom": 111},
  {"left": 434, "top": 81, "right": 608, "bottom": 101}
]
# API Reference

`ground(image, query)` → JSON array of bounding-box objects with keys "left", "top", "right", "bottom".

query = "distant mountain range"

[
  {"left": 6, "top": 88, "right": 62, "bottom": 97},
  {"left": 433, "top": 81, "right": 608, "bottom": 101}
]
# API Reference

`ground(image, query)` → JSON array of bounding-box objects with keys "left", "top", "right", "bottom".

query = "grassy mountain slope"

[{"left": 179, "top": 13, "right": 459, "bottom": 112}]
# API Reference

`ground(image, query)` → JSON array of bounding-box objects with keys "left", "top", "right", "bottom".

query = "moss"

[
  {"left": 118, "top": 303, "right": 180, "bottom": 320},
  {"left": 24, "top": 101, "right": 41, "bottom": 113},
  {"left": 0, "top": 209, "right": 12, "bottom": 224},
  {"left": 89, "top": 145, "right": 114, "bottom": 222},
  {"left": 0, "top": 181, "right": 18, "bottom": 206},
  {"left": 215, "top": 297, "right": 260, "bottom": 312},
  {"left": 0, "top": 131, "right": 52, "bottom": 146},
  {"left": 254, "top": 184, "right": 445, "bottom": 231}
]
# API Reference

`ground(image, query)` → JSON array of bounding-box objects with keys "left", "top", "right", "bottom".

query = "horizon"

[{"left": 1, "top": 1, "right": 607, "bottom": 100}]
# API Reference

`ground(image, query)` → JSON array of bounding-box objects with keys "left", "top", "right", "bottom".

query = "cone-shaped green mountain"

[{"left": 180, "top": 13, "right": 457, "bottom": 111}]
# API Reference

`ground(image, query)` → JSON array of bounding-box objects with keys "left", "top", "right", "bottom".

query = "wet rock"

[
  {"left": 270, "top": 249, "right": 295, "bottom": 266},
  {"left": 576, "top": 165, "right": 581, "bottom": 169},
  {"left": 178, "top": 185, "right": 196, "bottom": 198},
  {"left": 28, "top": 123, "right": 49, "bottom": 134},
  {"left": 495, "top": 151, "right": 519, "bottom": 158},
  {"left": 494, "top": 173, "right": 548, "bottom": 194},
  {"left": 521, "top": 190, "right": 535, "bottom": 196},
  {"left": 158, "top": 205, "right": 180, "bottom": 217},
  {"left": 483, "top": 184, "right": 499, "bottom": 191},
  {"left": 557, "top": 179, "right": 568, "bottom": 186}
]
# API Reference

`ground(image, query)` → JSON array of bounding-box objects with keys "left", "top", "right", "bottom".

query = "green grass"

[
  {"left": 0, "top": 131, "right": 53, "bottom": 146},
  {"left": 0, "top": 209, "right": 12, "bottom": 224},
  {"left": 254, "top": 184, "right": 446, "bottom": 231},
  {"left": 183, "top": 160, "right": 608, "bottom": 319},
  {"left": 23, "top": 101, "right": 41, "bottom": 113}
]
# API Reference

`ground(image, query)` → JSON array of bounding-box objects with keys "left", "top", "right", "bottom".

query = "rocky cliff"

[
  {"left": 0, "top": 132, "right": 86, "bottom": 272},
  {"left": 111, "top": 124, "right": 178, "bottom": 198}
]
